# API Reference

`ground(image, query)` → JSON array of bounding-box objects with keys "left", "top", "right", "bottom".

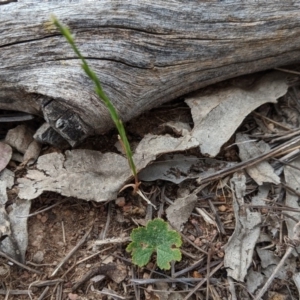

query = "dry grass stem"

[
  {"left": 199, "top": 135, "right": 300, "bottom": 184},
  {"left": 50, "top": 226, "right": 93, "bottom": 277},
  {"left": 94, "top": 236, "right": 131, "bottom": 246},
  {"left": 0, "top": 250, "right": 42, "bottom": 275}
]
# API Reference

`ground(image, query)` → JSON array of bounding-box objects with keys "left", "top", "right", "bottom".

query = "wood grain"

[{"left": 1, "top": 1, "right": 300, "bottom": 144}]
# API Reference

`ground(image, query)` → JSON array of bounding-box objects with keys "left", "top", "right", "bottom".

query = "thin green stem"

[{"left": 52, "top": 16, "right": 138, "bottom": 181}]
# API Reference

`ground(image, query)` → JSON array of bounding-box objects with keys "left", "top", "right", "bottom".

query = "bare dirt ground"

[{"left": 1, "top": 71, "right": 300, "bottom": 300}]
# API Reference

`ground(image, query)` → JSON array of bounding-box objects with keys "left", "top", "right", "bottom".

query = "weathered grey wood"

[{"left": 1, "top": 0, "right": 300, "bottom": 145}]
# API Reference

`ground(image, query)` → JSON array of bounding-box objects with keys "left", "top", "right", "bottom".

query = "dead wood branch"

[{"left": 1, "top": 1, "right": 300, "bottom": 144}]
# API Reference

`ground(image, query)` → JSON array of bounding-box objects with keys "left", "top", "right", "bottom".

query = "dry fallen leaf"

[
  {"left": 166, "top": 193, "right": 198, "bottom": 231},
  {"left": 185, "top": 72, "right": 289, "bottom": 157},
  {"left": 18, "top": 133, "right": 200, "bottom": 202},
  {"left": 236, "top": 133, "right": 280, "bottom": 185},
  {"left": 18, "top": 150, "right": 130, "bottom": 202},
  {"left": 293, "top": 272, "right": 300, "bottom": 298},
  {"left": 5, "top": 124, "right": 34, "bottom": 154},
  {"left": 224, "top": 173, "right": 261, "bottom": 281},
  {"left": 246, "top": 268, "right": 265, "bottom": 294},
  {"left": 139, "top": 154, "right": 236, "bottom": 184},
  {"left": 283, "top": 156, "right": 300, "bottom": 254},
  {"left": 0, "top": 142, "right": 12, "bottom": 172}
]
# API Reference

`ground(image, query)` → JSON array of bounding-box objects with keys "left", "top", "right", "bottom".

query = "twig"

[
  {"left": 61, "top": 246, "right": 113, "bottom": 278},
  {"left": 94, "top": 236, "right": 131, "bottom": 246},
  {"left": 130, "top": 278, "right": 207, "bottom": 284},
  {"left": 98, "top": 288, "right": 126, "bottom": 299},
  {"left": 136, "top": 189, "right": 157, "bottom": 209},
  {"left": 78, "top": 247, "right": 113, "bottom": 265},
  {"left": 71, "top": 263, "right": 116, "bottom": 292},
  {"left": 272, "top": 155, "right": 300, "bottom": 171},
  {"left": 252, "top": 111, "right": 293, "bottom": 131},
  {"left": 51, "top": 226, "right": 93, "bottom": 277},
  {"left": 30, "top": 279, "right": 65, "bottom": 288},
  {"left": 208, "top": 199, "right": 226, "bottom": 235},
  {"left": 37, "top": 286, "right": 49, "bottom": 300},
  {"left": 16, "top": 198, "right": 69, "bottom": 218},
  {"left": 270, "top": 129, "right": 300, "bottom": 143},
  {"left": 0, "top": 290, "right": 32, "bottom": 295},
  {"left": 183, "top": 261, "right": 224, "bottom": 300},
  {"left": 173, "top": 257, "right": 212, "bottom": 278},
  {"left": 228, "top": 277, "right": 237, "bottom": 300},
  {"left": 131, "top": 266, "right": 140, "bottom": 300},
  {"left": 206, "top": 246, "right": 212, "bottom": 300},
  {"left": 55, "top": 283, "right": 62, "bottom": 300},
  {"left": 246, "top": 204, "right": 300, "bottom": 213},
  {"left": 180, "top": 248, "right": 198, "bottom": 260},
  {"left": 274, "top": 67, "right": 300, "bottom": 75},
  {"left": 281, "top": 182, "right": 300, "bottom": 198},
  {"left": 100, "top": 202, "right": 112, "bottom": 239},
  {"left": 0, "top": 250, "right": 42, "bottom": 275},
  {"left": 113, "top": 254, "right": 197, "bottom": 287},
  {"left": 61, "top": 221, "right": 66, "bottom": 245},
  {"left": 177, "top": 230, "right": 208, "bottom": 255},
  {"left": 254, "top": 221, "right": 300, "bottom": 300},
  {"left": 199, "top": 135, "right": 300, "bottom": 184}
]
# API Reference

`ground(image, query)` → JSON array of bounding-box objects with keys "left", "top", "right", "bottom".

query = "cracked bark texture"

[{"left": 1, "top": 0, "right": 300, "bottom": 145}]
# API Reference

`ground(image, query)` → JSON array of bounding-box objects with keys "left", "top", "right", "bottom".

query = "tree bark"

[{"left": 1, "top": 0, "right": 300, "bottom": 145}]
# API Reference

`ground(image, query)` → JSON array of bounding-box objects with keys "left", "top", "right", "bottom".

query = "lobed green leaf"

[{"left": 126, "top": 218, "right": 182, "bottom": 270}]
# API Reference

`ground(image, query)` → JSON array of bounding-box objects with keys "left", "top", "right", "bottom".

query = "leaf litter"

[{"left": 2, "top": 70, "right": 300, "bottom": 299}]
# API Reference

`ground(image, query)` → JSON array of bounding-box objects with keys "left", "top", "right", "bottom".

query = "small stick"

[
  {"left": 51, "top": 226, "right": 93, "bottom": 277},
  {"left": 136, "top": 189, "right": 157, "bottom": 209},
  {"left": 177, "top": 231, "right": 208, "bottom": 255},
  {"left": 228, "top": 277, "right": 237, "bottom": 300},
  {"left": 61, "top": 246, "right": 113, "bottom": 278},
  {"left": 4, "top": 289, "right": 9, "bottom": 300},
  {"left": 131, "top": 266, "right": 140, "bottom": 300},
  {"left": 246, "top": 204, "right": 300, "bottom": 213},
  {"left": 208, "top": 199, "right": 226, "bottom": 235},
  {"left": 16, "top": 199, "right": 69, "bottom": 218},
  {"left": 61, "top": 221, "right": 66, "bottom": 245},
  {"left": 0, "top": 250, "right": 42, "bottom": 275},
  {"left": 173, "top": 257, "right": 205, "bottom": 278},
  {"left": 252, "top": 111, "right": 293, "bottom": 131},
  {"left": 55, "top": 283, "right": 62, "bottom": 300},
  {"left": 271, "top": 129, "right": 300, "bottom": 143},
  {"left": 31, "top": 279, "right": 65, "bottom": 287},
  {"left": 274, "top": 67, "right": 300, "bottom": 75},
  {"left": 183, "top": 261, "right": 224, "bottom": 300},
  {"left": 206, "top": 245, "right": 212, "bottom": 300},
  {"left": 37, "top": 286, "right": 49, "bottom": 300},
  {"left": 77, "top": 247, "right": 113, "bottom": 265},
  {"left": 94, "top": 236, "right": 131, "bottom": 246},
  {"left": 199, "top": 135, "right": 300, "bottom": 184},
  {"left": 71, "top": 264, "right": 116, "bottom": 292},
  {"left": 254, "top": 221, "right": 300, "bottom": 300},
  {"left": 99, "top": 202, "right": 112, "bottom": 240},
  {"left": 130, "top": 278, "right": 205, "bottom": 284},
  {"left": 0, "top": 290, "right": 32, "bottom": 295}
]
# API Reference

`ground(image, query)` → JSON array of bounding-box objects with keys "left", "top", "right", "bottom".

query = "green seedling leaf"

[{"left": 126, "top": 218, "right": 182, "bottom": 270}]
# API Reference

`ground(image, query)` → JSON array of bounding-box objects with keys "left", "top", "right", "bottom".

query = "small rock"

[
  {"left": 115, "top": 197, "right": 126, "bottom": 207},
  {"left": 218, "top": 205, "right": 227, "bottom": 212},
  {"left": 68, "top": 293, "right": 78, "bottom": 300},
  {"left": 32, "top": 250, "right": 44, "bottom": 264}
]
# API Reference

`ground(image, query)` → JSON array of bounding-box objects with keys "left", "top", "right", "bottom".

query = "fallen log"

[{"left": 1, "top": 0, "right": 300, "bottom": 145}]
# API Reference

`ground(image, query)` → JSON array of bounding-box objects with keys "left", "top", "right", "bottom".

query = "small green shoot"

[
  {"left": 126, "top": 218, "right": 182, "bottom": 270},
  {"left": 51, "top": 16, "right": 139, "bottom": 192},
  {"left": 51, "top": 19, "right": 182, "bottom": 268}
]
